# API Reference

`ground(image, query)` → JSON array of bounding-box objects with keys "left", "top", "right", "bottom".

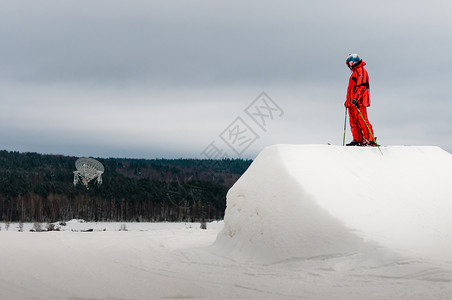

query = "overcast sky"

[{"left": 1, "top": 0, "right": 451, "bottom": 159}]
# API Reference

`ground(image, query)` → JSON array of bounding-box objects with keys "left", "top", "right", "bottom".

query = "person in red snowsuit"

[{"left": 345, "top": 54, "right": 376, "bottom": 146}]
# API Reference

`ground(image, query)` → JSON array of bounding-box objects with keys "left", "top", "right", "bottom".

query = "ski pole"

[
  {"left": 356, "top": 106, "right": 383, "bottom": 155},
  {"left": 342, "top": 107, "right": 347, "bottom": 146}
]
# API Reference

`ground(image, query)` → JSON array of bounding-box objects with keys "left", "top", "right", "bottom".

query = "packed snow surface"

[
  {"left": 215, "top": 144, "right": 452, "bottom": 264},
  {"left": 1, "top": 144, "right": 452, "bottom": 300}
]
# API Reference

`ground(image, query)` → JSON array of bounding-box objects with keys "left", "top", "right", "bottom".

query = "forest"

[{"left": 0, "top": 150, "right": 252, "bottom": 223}]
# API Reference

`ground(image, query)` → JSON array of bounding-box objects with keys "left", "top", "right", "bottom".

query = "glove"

[{"left": 352, "top": 98, "right": 359, "bottom": 107}]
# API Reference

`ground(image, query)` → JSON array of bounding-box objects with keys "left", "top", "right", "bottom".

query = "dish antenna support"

[{"left": 73, "top": 158, "right": 104, "bottom": 188}]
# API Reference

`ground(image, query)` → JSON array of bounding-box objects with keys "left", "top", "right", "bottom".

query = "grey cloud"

[
  {"left": 0, "top": 1, "right": 360, "bottom": 87},
  {"left": 1, "top": 0, "right": 452, "bottom": 157}
]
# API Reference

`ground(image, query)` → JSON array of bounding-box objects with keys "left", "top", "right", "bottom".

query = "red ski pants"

[{"left": 348, "top": 105, "right": 374, "bottom": 143}]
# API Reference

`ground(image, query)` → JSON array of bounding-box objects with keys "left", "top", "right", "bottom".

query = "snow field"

[
  {"left": 2, "top": 144, "right": 452, "bottom": 299},
  {"left": 2, "top": 222, "right": 452, "bottom": 300}
]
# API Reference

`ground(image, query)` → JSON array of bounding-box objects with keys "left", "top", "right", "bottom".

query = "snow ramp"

[{"left": 214, "top": 144, "right": 452, "bottom": 263}]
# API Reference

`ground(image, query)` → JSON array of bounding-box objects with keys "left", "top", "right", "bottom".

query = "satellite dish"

[{"left": 73, "top": 158, "right": 104, "bottom": 188}]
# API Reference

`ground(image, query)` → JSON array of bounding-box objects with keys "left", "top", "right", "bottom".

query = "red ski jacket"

[{"left": 346, "top": 60, "right": 370, "bottom": 107}]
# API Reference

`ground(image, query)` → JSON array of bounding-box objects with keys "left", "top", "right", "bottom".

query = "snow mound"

[{"left": 214, "top": 144, "right": 452, "bottom": 263}]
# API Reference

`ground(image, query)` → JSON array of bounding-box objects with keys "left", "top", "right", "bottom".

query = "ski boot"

[
  {"left": 367, "top": 137, "right": 379, "bottom": 147},
  {"left": 346, "top": 139, "right": 361, "bottom": 146}
]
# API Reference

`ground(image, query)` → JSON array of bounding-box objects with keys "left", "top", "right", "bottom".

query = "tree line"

[{"left": 0, "top": 150, "right": 252, "bottom": 222}]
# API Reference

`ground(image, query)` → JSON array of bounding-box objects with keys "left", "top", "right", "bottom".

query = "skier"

[{"left": 345, "top": 54, "right": 377, "bottom": 146}]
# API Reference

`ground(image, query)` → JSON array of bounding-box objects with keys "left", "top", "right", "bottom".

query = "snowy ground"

[
  {"left": 1, "top": 221, "right": 452, "bottom": 300},
  {"left": 2, "top": 145, "right": 452, "bottom": 299}
]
